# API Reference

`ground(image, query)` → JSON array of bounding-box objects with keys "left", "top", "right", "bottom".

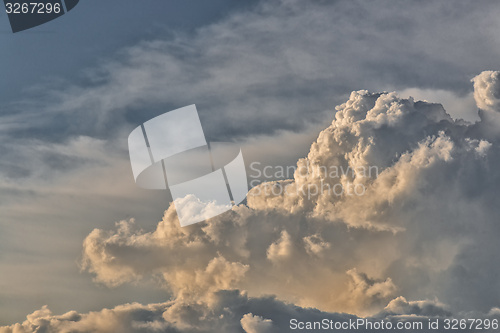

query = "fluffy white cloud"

[
  {"left": 240, "top": 313, "right": 273, "bottom": 333},
  {"left": 472, "top": 71, "right": 500, "bottom": 113},
  {"left": 75, "top": 73, "right": 500, "bottom": 322}
]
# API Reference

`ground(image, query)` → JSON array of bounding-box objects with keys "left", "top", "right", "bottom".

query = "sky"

[{"left": 1, "top": 0, "right": 500, "bottom": 332}]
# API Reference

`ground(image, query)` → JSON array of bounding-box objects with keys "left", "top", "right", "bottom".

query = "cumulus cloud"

[
  {"left": 81, "top": 208, "right": 404, "bottom": 315},
  {"left": 472, "top": 71, "right": 500, "bottom": 113},
  {"left": 398, "top": 88, "right": 479, "bottom": 123},
  {"left": 266, "top": 230, "right": 293, "bottom": 262},
  {"left": 303, "top": 234, "right": 330, "bottom": 257},
  {"left": 75, "top": 72, "right": 500, "bottom": 322},
  {"left": 471, "top": 71, "right": 500, "bottom": 135},
  {"left": 240, "top": 313, "right": 273, "bottom": 333},
  {"left": 344, "top": 269, "right": 398, "bottom": 316}
]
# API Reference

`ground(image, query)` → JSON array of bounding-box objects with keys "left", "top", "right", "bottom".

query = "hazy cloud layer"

[{"left": 4, "top": 0, "right": 500, "bottom": 144}]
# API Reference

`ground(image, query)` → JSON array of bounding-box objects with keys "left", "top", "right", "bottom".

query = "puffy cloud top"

[{"left": 472, "top": 71, "right": 500, "bottom": 113}]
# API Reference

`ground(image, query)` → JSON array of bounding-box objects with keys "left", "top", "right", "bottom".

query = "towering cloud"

[
  {"left": 4, "top": 72, "right": 500, "bottom": 331},
  {"left": 79, "top": 71, "right": 500, "bottom": 315}
]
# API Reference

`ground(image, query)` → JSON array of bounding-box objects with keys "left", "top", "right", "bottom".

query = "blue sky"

[{"left": 0, "top": 0, "right": 257, "bottom": 103}]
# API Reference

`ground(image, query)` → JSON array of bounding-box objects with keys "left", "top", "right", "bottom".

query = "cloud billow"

[
  {"left": 4, "top": 72, "right": 500, "bottom": 331},
  {"left": 18, "top": 73, "right": 487, "bottom": 331}
]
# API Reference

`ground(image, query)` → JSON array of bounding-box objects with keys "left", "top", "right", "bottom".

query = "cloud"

[
  {"left": 0, "top": 291, "right": 352, "bottom": 333},
  {"left": 472, "top": 71, "right": 500, "bottom": 113},
  {"left": 76, "top": 72, "right": 500, "bottom": 320},
  {"left": 397, "top": 88, "right": 479, "bottom": 123},
  {"left": 266, "top": 230, "right": 293, "bottom": 262},
  {"left": 240, "top": 313, "right": 273, "bottom": 333},
  {"left": 303, "top": 234, "right": 330, "bottom": 257},
  {"left": 2, "top": 292, "right": 499, "bottom": 333},
  {"left": 345, "top": 269, "right": 398, "bottom": 316},
  {"left": 5, "top": 71, "right": 500, "bottom": 330},
  {"left": 81, "top": 208, "right": 404, "bottom": 315},
  {"left": 6, "top": 0, "right": 500, "bottom": 145},
  {"left": 377, "top": 296, "right": 451, "bottom": 318}
]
